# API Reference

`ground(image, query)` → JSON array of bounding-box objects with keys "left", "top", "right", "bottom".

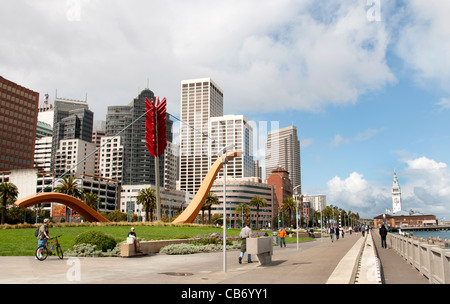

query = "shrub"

[
  {"left": 73, "top": 230, "right": 117, "bottom": 252},
  {"left": 65, "top": 243, "right": 122, "bottom": 257}
]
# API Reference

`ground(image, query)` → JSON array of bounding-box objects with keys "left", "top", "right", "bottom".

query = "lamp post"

[
  {"left": 219, "top": 143, "right": 235, "bottom": 273},
  {"left": 293, "top": 185, "right": 301, "bottom": 250}
]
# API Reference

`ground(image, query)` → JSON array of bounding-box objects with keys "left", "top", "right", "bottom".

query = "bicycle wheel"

[
  {"left": 56, "top": 245, "right": 64, "bottom": 260},
  {"left": 35, "top": 246, "right": 48, "bottom": 261}
]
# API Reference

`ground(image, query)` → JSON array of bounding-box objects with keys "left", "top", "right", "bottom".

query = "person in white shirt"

[{"left": 238, "top": 222, "right": 253, "bottom": 264}]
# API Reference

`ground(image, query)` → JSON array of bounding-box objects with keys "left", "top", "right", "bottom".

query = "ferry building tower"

[{"left": 392, "top": 172, "right": 402, "bottom": 213}]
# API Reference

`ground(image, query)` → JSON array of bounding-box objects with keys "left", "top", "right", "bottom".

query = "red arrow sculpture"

[{"left": 145, "top": 97, "right": 167, "bottom": 157}]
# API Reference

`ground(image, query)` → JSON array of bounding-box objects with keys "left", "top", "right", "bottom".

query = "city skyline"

[{"left": 1, "top": 1, "right": 449, "bottom": 220}]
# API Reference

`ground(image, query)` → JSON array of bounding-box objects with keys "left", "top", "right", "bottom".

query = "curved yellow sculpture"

[
  {"left": 14, "top": 192, "right": 110, "bottom": 223},
  {"left": 173, "top": 151, "right": 242, "bottom": 224}
]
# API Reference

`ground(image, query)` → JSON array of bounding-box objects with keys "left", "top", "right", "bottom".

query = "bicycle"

[{"left": 35, "top": 235, "right": 64, "bottom": 261}]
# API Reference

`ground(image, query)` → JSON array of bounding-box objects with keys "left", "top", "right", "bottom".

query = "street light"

[
  {"left": 292, "top": 185, "right": 301, "bottom": 250},
  {"left": 217, "top": 143, "right": 235, "bottom": 273}
]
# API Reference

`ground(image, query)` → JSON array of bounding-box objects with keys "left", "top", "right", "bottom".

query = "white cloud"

[
  {"left": 436, "top": 98, "right": 450, "bottom": 110},
  {"left": 331, "top": 128, "right": 384, "bottom": 147},
  {"left": 0, "top": 0, "right": 395, "bottom": 120},
  {"left": 326, "top": 156, "right": 450, "bottom": 219},
  {"left": 393, "top": 0, "right": 450, "bottom": 90},
  {"left": 327, "top": 172, "right": 390, "bottom": 216},
  {"left": 405, "top": 157, "right": 447, "bottom": 171}
]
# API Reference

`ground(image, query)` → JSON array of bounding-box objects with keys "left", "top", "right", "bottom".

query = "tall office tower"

[
  {"left": 164, "top": 142, "right": 179, "bottom": 190},
  {"left": 106, "top": 89, "right": 173, "bottom": 186},
  {"left": 392, "top": 172, "right": 402, "bottom": 214},
  {"left": 253, "top": 160, "right": 262, "bottom": 178},
  {"left": 265, "top": 125, "right": 301, "bottom": 194},
  {"left": 0, "top": 76, "right": 39, "bottom": 170},
  {"left": 179, "top": 78, "right": 223, "bottom": 194},
  {"left": 209, "top": 114, "right": 253, "bottom": 178},
  {"left": 51, "top": 97, "right": 93, "bottom": 171}
]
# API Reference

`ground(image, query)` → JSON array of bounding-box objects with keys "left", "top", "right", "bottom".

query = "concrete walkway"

[
  {"left": 0, "top": 230, "right": 429, "bottom": 285},
  {"left": 0, "top": 232, "right": 362, "bottom": 284},
  {"left": 371, "top": 229, "right": 429, "bottom": 284}
]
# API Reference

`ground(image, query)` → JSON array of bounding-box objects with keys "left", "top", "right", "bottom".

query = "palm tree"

[
  {"left": 249, "top": 196, "right": 267, "bottom": 230},
  {"left": 0, "top": 182, "right": 18, "bottom": 224},
  {"left": 54, "top": 176, "right": 83, "bottom": 222},
  {"left": 84, "top": 191, "right": 99, "bottom": 211},
  {"left": 282, "top": 197, "right": 296, "bottom": 228},
  {"left": 54, "top": 176, "right": 83, "bottom": 199},
  {"left": 234, "top": 202, "right": 251, "bottom": 227},
  {"left": 136, "top": 187, "right": 156, "bottom": 222},
  {"left": 204, "top": 192, "right": 220, "bottom": 225}
]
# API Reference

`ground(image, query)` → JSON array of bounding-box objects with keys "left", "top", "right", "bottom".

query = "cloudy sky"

[{"left": 1, "top": 0, "right": 450, "bottom": 219}]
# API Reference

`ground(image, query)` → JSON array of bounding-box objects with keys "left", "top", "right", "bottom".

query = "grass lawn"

[{"left": 0, "top": 224, "right": 313, "bottom": 256}]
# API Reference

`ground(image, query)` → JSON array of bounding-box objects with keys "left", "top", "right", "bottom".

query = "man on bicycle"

[{"left": 36, "top": 219, "right": 50, "bottom": 259}]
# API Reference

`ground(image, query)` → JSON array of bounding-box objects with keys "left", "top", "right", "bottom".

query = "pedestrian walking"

[
  {"left": 361, "top": 225, "right": 365, "bottom": 237},
  {"left": 380, "top": 224, "right": 388, "bottom": 248},
  {"left": 238, "top": 222, "right": 253, "bottom": 264},
  {"left": 329, "top": 226, "right": 335, "bottom": 242},
  {"left": 335, "top": 226, "right": 340, "bottom": 240},
  {"left": 278, "top": 227, "right": 287, "bottom": 248}
]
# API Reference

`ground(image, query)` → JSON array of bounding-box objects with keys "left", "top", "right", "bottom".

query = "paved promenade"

[
  {"left": 0, "top": 229, "right": 429, "bottom": 285},
  {"left": 371, "top": 229, "right": 429, "bottom": 284}
]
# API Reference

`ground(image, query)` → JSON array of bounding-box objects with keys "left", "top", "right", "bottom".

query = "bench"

[
  {"left": 120, "top": 239, "right": 193, "bottom": 257},
  {"left": 246, "top": 237, "right": 273, "bottom": 265}
]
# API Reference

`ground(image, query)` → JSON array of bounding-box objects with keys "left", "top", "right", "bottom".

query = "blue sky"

[{"left": 1, "top": 0, "right": 449, "bottom": 219}]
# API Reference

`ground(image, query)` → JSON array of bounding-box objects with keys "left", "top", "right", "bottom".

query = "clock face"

[{"left": 394, "top": 198, "right": 399, "bottom": 203}]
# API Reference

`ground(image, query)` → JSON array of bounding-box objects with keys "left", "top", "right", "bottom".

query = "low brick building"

[{"left": 374, "top": 212, "right": 437, "bottom": 228}]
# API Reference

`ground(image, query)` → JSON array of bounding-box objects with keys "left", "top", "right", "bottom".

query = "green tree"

[
  {"left": 136, "top": 187, "right": 156, "bottom": 222},
  {"left": 54, "top": 176, "right": 83, "bottom": 199},
  {"left": 282, "top": 197, "right": 296, "bottom": 228},
  {"left": 234, "top": 202, "right": 251, "bottom": 227},
  {"left": 54, "top": 176, "right": 83, "bottom": 222},
  {"left": 203, "top": 192, "right": 220, "bottom": 225},
  {"left": 84, "top": 191, "right": 99, "bottom": 210},
  {"left": 0, "top": 182, "right": 19, "bottom": 224},
  {"left": 249, "top": 196, "right": 267, "bottom": 230}
]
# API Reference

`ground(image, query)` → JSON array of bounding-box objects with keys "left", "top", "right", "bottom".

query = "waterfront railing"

[{"left": 388, "top": 233, "right": 450, "bottom": 284}]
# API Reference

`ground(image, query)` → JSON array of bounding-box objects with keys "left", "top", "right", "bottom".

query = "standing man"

[
  {"left": 278, "top": 227, "right": 287, "bottom": 248},
  {"left": 239, "top": 222, "right": 253, "bottom": 264},
  {"left": 36, "top": 219, "right": 50, "bottom": 259},
  {"left": 329, "top": 226, "right": 335, "bottom": 242},
  {"left": 380, "top": 224, "right": 388, "bottom": 248}
]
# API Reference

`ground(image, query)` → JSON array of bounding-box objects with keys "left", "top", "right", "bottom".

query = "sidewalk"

[
  {"left": 0, "top": 232, "right": 362, "bottom": 284},
  {"left": 371, "top": 229, "right": 429, "bottom": 284}
]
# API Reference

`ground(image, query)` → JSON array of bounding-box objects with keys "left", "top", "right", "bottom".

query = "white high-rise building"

[
  {"left": 34, "top": 136, "right": 53, "bottom": 172},
  {"left": 54, "top": 139, "right": 96, "bottom": 178},
  {"left": 209, "top": 114, "right": 253, "bottom": 178},
  {"left": 392, "top": 172, "right": 402, "bottom": 213},
  {"left": 99, "top": 136, "right": 124, "bottom": 182},
  {"left": 179, "top": 78, "right": 223, "bottom": 194},
  {"left": 303, "top": 194, "right": 327, "bottom": 212},
  {"left": 265, "top": 126, "right": 301, "bottom": 194}
]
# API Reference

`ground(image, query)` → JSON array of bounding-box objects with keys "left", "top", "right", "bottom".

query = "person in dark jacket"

[{"left": 379, "top": 224, "right": 388, "bottom": 248}]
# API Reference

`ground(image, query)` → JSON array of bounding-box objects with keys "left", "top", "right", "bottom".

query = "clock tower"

[{"left": 392, "top": 172, "right": 402, "bottom": 213}]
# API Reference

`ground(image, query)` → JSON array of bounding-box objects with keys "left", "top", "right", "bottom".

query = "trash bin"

[{"left": 272, "top": 232, "right": 278, "bottom": 245}]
